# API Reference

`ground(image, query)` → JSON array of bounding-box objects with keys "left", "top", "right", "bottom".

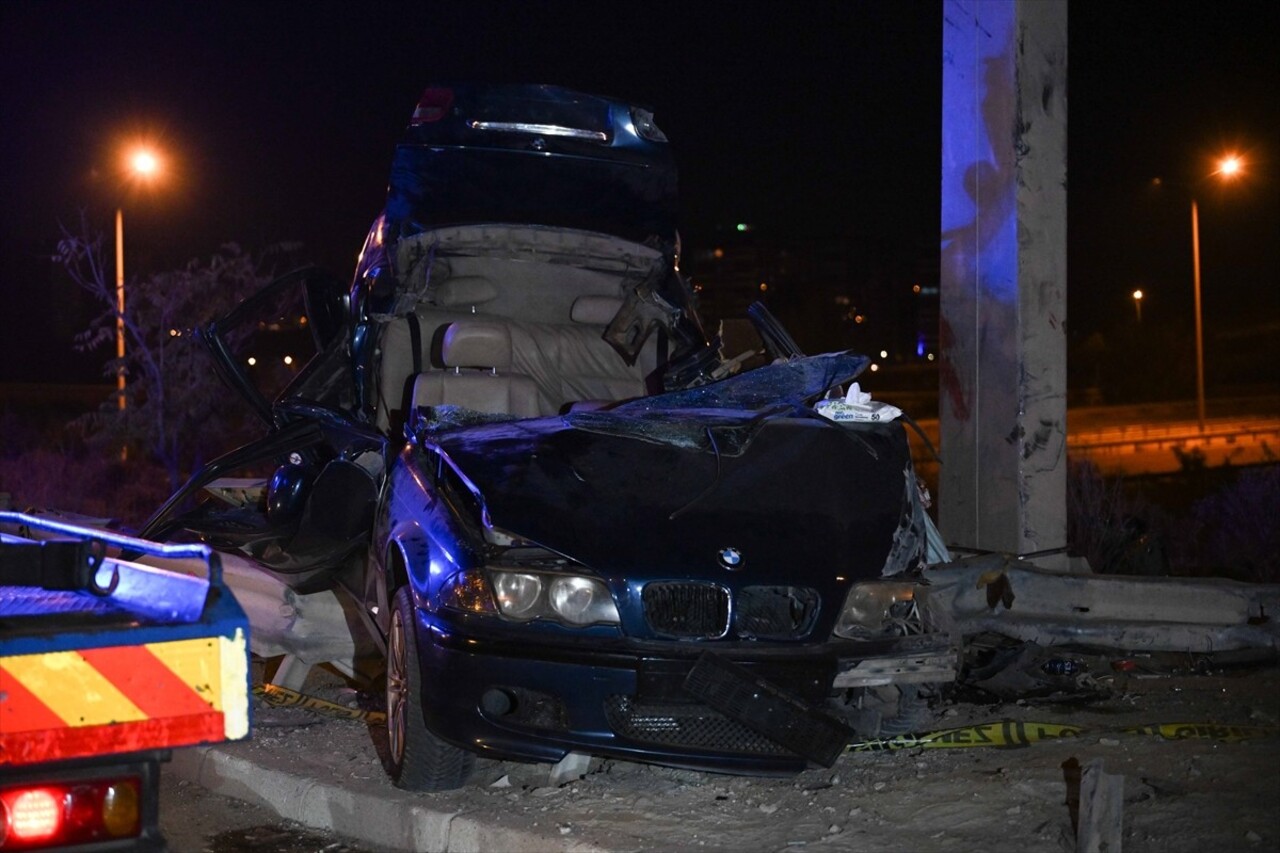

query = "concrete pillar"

[{"left": 938, "top": 0, "right": 1068, "bottom": 556}]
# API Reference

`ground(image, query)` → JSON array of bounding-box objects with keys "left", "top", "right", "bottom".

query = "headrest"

[
  {"left": 434, "top": 277, "right": 498, "bottom": 308},
  {"left": 570, "top": 295, "right": 624, "bottom": 325},
  {"left": 441, "top": 322, "right": 513, "bottom": 369}
]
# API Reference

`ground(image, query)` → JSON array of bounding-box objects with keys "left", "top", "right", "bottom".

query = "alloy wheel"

[{"left": 386, "top": 604, "right": 408, "bottom": 767}]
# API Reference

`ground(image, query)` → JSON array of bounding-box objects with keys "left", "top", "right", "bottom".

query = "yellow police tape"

[
  {"left": 848, "top": 720, "right": 1280, "bottom": 751},
  {"left": 1118, "top": 722, "right": 1279, "bottom": 743},
  {"left": 252, "top": 683, "right": 387, "bottom": 725}
]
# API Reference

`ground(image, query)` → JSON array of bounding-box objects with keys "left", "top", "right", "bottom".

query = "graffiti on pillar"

[
  {"left": 937, "top": 317, "right": 970, "bottom": 421},
  {"left": 939, "top": 2, "right": 1019, "bottom": 426}
]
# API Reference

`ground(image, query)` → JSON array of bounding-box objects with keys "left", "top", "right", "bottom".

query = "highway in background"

[{"left": 897, "top": 395, "right": 1280, "bottom": 486}]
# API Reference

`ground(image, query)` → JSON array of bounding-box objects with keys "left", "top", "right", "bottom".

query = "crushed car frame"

[{"left": 140, "top": 83, "right": 953, "bottom": 790}]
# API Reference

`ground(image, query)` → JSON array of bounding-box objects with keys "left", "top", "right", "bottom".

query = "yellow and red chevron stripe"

[{"left": 0, "top": 629, "right": 248, "bottom": 766}]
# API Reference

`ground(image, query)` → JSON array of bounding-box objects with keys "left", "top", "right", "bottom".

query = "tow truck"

[{"left": 1, "top": 511, "right": 250, "bottom": 851}]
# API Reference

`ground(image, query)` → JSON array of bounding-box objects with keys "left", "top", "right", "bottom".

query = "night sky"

[{"left": 2, "top": 0, "right": 1276, "bottom": 384}]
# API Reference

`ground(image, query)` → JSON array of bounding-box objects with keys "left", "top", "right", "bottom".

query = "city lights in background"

[{"left": 245, "top": 355, "right": 298, "bottom": 367}]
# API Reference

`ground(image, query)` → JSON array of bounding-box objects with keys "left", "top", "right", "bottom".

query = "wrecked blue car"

[{"left": 142, "top": 84, "right": 952, "bottom": 791}]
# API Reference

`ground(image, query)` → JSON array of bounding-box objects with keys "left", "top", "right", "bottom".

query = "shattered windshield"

[
  {"left": 416, "top": 352, "right": 872, "bottom": 455},
  {"left": 614, "top": 352, "right": 868, "bottom": 413},
  {"left": 565, "top": 351, "right": 870, "bottom": 453}
]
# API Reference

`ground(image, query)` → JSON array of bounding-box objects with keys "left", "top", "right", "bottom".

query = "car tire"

[{"left": 385, "top": 585, "right": 475, "bottom": 790}]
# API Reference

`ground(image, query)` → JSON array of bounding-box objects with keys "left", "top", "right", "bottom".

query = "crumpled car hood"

[{"left": 427, "top": 354, "right": 915, "bottom": 586}]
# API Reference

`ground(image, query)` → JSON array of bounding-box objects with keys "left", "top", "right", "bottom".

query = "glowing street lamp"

[
  {"left": 1132, "top": 289, "right": 1143, "bottom": 323},
  {"left": 115, "top": 146, "right": 163, "bottom": 415},
  {"left": 1217, "top": 155, "right": 1242, "bottom": 178},
  {"left": 130, "top": 149, "right": 159, "bottom": 177},
  {"left": 1189, "top": 153, "right": 1246, "bottom": 432}
]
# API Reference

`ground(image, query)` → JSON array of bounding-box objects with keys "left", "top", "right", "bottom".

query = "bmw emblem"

[{"left": 718, "top": 547, "right": 745, "bottom": 571}]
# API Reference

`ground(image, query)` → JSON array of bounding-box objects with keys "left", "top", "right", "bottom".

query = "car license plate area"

[{"left": 637, "top": 657, "right": 834, "bottom": 704}]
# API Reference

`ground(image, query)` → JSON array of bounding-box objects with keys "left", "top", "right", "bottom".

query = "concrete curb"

[{"left": 169, "top": 746, "right": 602, "bottom": 852}]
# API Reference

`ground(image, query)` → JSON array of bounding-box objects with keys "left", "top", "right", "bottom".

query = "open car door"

[
  {"left": 199, "top": 266, "right": 353, "bottom": 427},
  {"left": 140, "top": 267, "right": 386, "bottom": 594}
]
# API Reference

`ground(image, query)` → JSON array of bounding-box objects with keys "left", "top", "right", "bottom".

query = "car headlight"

[
  {"left": 548, "top": 576, "right": 618, "bottom": 626},
  {"left": 489, "top": 570, "right": 619, "bottom": 626},
  {"left": 493, "top": 572, "right": 543, "bottom": 618},
  {"left": 833, "top": 581, "right": 919, "bottom": 639},
  {"left": 444, "top": 567, "right": 620, "bottom": 627},
  {"left": 440, "top": 568, "right": 497, "bottom": 614}
]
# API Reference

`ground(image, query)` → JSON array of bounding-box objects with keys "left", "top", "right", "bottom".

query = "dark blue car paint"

[{"left": 376, "top": 361, "right": 922, "bottom": 769}]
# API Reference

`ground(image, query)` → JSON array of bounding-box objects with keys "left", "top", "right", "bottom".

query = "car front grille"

[
  {"left": 640, "top": 582, "right": 819, "bottom": 640},
  {"left": 734, "top": 585, "right": 820, "bottom": 639},
  {"left": 604, "top": 695, "right": 792, "bottom": 756},
  {"left": 643, "top": 582, "right": 729, "bottom": 638}
]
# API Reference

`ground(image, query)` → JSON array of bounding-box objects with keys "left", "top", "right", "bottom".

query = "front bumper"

[{"left": 413, "top": 612, "right": 957, "bottom": 773}]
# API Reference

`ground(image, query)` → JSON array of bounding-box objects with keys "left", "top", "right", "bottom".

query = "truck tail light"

[
  {"left": 4, "top": 789, "right": 60, "bottom": 844},
  {"left": 410, "top": 87, "right": 455, "bottom": 124},
  {"left": 0, "top": 778, "right": 140, "bottom": 850}
]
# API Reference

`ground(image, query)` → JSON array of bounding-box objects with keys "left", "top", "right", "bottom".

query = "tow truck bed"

[{"left": 1, "top": 511, "right": 250, "bottom": 850}]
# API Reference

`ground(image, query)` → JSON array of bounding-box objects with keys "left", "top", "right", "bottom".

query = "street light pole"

[
  {"left": 115, "top": 208, "right": 126, "bottom": 413},
  {"left": 1191, "top": 199, "right": 1205, "bottom": 433},
  {"left": 1146, "top": 157, "right": 1246, "bottom": 437},
  {"left": 1174, "top": 154, "right": 1241, "bottom": 436},
  {"left": 1132, "top": 289, "right": 1143, "bottom": 324},
  {"left": 112, "top": 145, "right": 162, "bottom": 462}
]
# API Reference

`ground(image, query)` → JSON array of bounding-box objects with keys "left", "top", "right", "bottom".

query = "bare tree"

[{"left": 53, "top": 213, "right": 298, "bottom": 491}]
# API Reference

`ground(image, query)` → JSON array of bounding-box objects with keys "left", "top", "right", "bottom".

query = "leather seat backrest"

[{"left": 411, "top": 321, "right": 541, "bottom": 418}]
